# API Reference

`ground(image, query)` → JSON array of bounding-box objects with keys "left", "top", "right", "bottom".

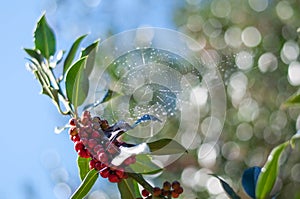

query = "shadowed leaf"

[
  {"left": 147, "top": 139, "right": 187, "bottom": 155},
  {"left": 242, "top": 166, "right": 261, "bottom": 199},
  {"left": 210, "top": 174, "right": 240, "bottom": 199}
]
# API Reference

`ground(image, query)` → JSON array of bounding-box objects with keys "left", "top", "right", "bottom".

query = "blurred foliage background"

[{"left": 43, "top": 0, "right": 300, "bottom": 198}]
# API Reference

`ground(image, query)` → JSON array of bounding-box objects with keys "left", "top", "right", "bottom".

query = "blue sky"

[{"left": 0, "top": 1, "right": 182, "bottom": 198}]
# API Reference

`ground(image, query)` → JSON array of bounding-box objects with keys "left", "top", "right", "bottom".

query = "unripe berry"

[
  {"left": 69, "top": 127, "right": 78, "bottom": 136},
  {"left": 108, "top": 173, "right": 120, "bottom": 183},
  {"left": 141, "top": 189, "right": 149, "bottom": 197},
  {"left": 153, "top": 187, "right": 162, "bottom": 197},
  {"left": 163, "top": 181, "right": 171, "bottom": 191}
]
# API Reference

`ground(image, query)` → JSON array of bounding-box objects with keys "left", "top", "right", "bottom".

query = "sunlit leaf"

[
  {"left": 147, "top": 139, "right": 187, "bottom": 155},
  {"left": 210, "top": 174, "right": 240, "bottom": 199},
  {"left": 24, "top": 48, "right": 43, "bottom": 64},
  {"left": 77, "top": 156, "right": 91, "bottom": 181},
  {"left": 70, "top": 169, "right": 98, "bottom": 199},
  {"left": 256, "top": 142, "right": 289, "bottom": 199},
  {"left": 34, "top": 14, "right": 56, "bottom": 59},
  {"left": 117, "top": 178, "right": 141, "bottom": 199},
  {"left": 80, "top": 39, "right": 99, "bottom": 76},
  {"left": 282, "top": 93, "right": 300, "bottom": 108},
  {"left": 65, "top": 56, "right": 89, "bottom": 110},
  {"left": 242, "top": 166, "right": 261, "bottom": 199},
  {"left": 130, "top": 154, "right": 163, "bottom": 174},
  {"left": 63, "top": 34, "right": 87, "bottom": 75}
]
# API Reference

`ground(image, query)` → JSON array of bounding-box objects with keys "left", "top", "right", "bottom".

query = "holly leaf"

[
  {"left": 63, "top": 34, "right": 87, "bottom": 75},
  {"left": 65, "top": 56, "right": 89, "bottom": 110},
  {"left": 210, "top": 174, "right": 240, "bottom": 199},
  {"left": 242, "top": 166, "right": 261, "bottom": 199},
  {"left": 147, "top": 139, "right": 187, "bottom": 155},
  {"left": 130, "top": 154, "right": 163, "bottom": 174},
  {"left": 117, "top": 178, "right": 141, "bottom": 199},
  {"left": 70, "top": 169, "right": 98, "bottom": 199},
  {"left": 34, "top": 14, "right": 56, "bottom": 59},
  {"left": 77, "top": 156, "right": 91, "bottom": 181},
  {"left": 24, "top": 48, "right": 43, "bottom": 64},
  {"left": 282, "top": 93, "right": 300, "bottom": 108},
  {"left": 255, "top": 142, "right": 289, "bottom": 199},
  {"left": 80, "top": 39, "right": 99, "bottom": 76}
]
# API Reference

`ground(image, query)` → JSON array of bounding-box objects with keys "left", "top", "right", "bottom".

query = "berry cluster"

[
  {"left": 139, "top": 181, "right": 184, "bottom": 199},
  {"left": 68, "top": 111, "right": 136, "bottom": 183}
]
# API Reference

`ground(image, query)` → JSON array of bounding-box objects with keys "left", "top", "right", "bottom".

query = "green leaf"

[
  {"left": 65, "top": 57, "right": 89, "bottom": 110},
  {"left": 117, "top": 178, "right": 141, "bottom": 199},
  {"left": 210, "top": 174, "right": 240, "bottom": 199},
  {"left": 77, "top": 156, "right": 91, "bottom": 181},
  {"left": 147, "top": 139, "right": 187, "bottom": 155},
  {"left": 282, "top": 93, "right": 300, "bottom": 108},
  {"left": 130, "top": 154, "right": 163, "bottom": 174},
  {"left": 80, "top": 39, "right": 99, "bottom": 76},
  {"left": 255, "top": 141, "right": 289, "bottom": 199},
  {"left": 70, "top": 169, "right": 98, "bottom": 199},
  {"left": 63, "top": 35, "right": 87, "bottom": 75},
  {"left": 34, "top": 14, "right": 56, "bottom": 59},
  {"left": 24, "top": 48, "right": 43, "bottom": 64}
]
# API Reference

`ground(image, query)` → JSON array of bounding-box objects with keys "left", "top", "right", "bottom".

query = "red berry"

[
  {"left": 174, "top": 187, "right": 183, "bottom": 194},
  {"left": 97, "top": 152, "right": 108, "bottom": 163},
  {"left": 75, "top": 141, "right": 84, "bottom": 152},
  {"left": 69, "top": 118, "right": 76, "bottom": 126},
  {"left": 70, "top": 134, "right": 80, "bottom": 142},
  {"left": 163, "top": 181, "right": 171, "bottom": 191},
  {"left": 153, "top": 187, "right": 162, "bottom": 197},
  {"left": 172, "top": 181, "right": 181, "bottom": 190},
  {"left": 107, "top": 144, "right": 119, "bottom": 154},
  {"left": 100, "top": 167, "right": 110, "bottom": 178},
  {"left": 142, "top": 189, "right": 149, "bottom": 197},
  {"left": 123, "top": 156, "right": 136, "bottom": 165},
  {"left": 88, "top": 139, "right": 97, "bottom": 148},
  {"left": 94, "top": 162, "right": 104, "bottom": 170},
  {"left": 69, "top": 127, "right": 78, "bottom": 136},
  {"left": 100, "top": 120, "right": 109, "bottom": 130},
  {"left": 115, "top": 168, "right": 124, "bottom": 179},
  {"left": 89, "top": 159, "right": 96, "bottom": 170},
  {"left": 171, "top": 191, "right": 179, "bottom": 198},
  {"left": 108, "top": 173, "right": 120, "bottom": 183},
  {"left": 91, "top": 130, "right": 101, "bottom": 138},
  {"left": 93, "top": 144, "right": 104, "bottom": 153}
]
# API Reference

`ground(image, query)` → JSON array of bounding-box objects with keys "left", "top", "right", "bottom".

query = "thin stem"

[{"left": 128, "top": 173, "right": 154, "bottom": 194}]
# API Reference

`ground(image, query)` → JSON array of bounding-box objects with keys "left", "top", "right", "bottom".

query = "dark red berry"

[
  {"left": 69, "top": 118, "right": 76, "bottom": 126},
  {"left": 94, "top": 162, "right": 104, "bottom": 170},
  {"left": 108, "top": 173, "right": 120, "bottom": 183},
  {"left": 91, "top": 130, "right": 101, "bottom": 138},
  {"left": 100, "top": 167, "right": 110, "bottom": 178},
  {"left": 93, "top": 144, "right": 104, "bottom": 153},
  {"left": 74, "top": 141, "right": 84, "bottom": 152},
  {"left": 174, "top": 187, "right": 183, "bottom": 194},
  {"left": 115, "top": 168, "right": 124, "bottom": 179},
  {"left": 97, "top": 152, "right": 108, "bottom": 163},
  {"left": 100, "top": 120, "right": 109, "bottom": 130},
  {"left": 70, "top": 134, "right": 80, "bottom": 142},
  {"left": 141, "top": 189, "right": 149, "bottom": 197},
  {"left": 88, "top": 139, "right": 97, "bottom": 148},
  {"left": 163, "top": 181, "right": 171, "bottom": 191},
  {"left": 153, "top": 187, "right": 162, "bottom": 197},
  {"left": 172, "top": 181, "right": 181, "bottom": 190},
  {"left": 171, "top": 191, "right": 179, "bottom": 198},
  {"left": 89, "top": 159, "right": 96, "bottom": 170}
]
